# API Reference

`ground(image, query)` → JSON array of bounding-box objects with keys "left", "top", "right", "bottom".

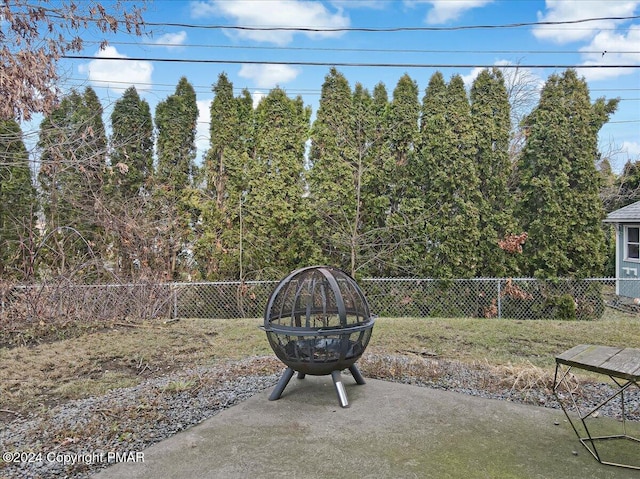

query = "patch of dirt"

[
  {"left": 0, "top": 318, "right": 265, "bottom": 421},
  {"left": 0, "top": 320, "right": 124, "bottom": 349}
]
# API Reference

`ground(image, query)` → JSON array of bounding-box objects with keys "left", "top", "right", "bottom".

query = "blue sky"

[{"left": 57, "top": 0, "right": 639, "bottom": 172}]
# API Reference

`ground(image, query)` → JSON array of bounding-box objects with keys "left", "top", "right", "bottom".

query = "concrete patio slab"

[{"left": 93, "top": 376, "right": 639, "bottom": 479}]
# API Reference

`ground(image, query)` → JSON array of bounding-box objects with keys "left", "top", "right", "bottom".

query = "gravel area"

[{"left": 1, "top": 354, "right": 638, "bottom": 479}]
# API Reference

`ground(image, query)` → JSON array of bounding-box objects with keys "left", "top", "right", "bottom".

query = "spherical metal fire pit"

[{"left": 263, "top": 265, "right": 375, "bottom": 407}]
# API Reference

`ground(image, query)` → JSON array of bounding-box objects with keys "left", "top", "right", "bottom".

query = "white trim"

[{"left": 624, "top": 225, "right": 640, "bottom": 263}]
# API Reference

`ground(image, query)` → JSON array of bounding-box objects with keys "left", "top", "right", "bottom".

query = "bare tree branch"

[{"left": 1, "top": 0, "right": 145, "bottom": 121}]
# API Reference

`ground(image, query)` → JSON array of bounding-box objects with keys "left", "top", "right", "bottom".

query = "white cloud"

[
  {"left": 190, "top": 0, "right": 349, "bottom": 45},
  {"left": 461, "top": 66, "right": 486, "bottom": 88},
  {"left": 252, "top": 91, "right": 267, "bottom": 108},
  {"left": 153, "top": 31, "right": 188, "bottom": 48},
  {"left": 330, "top": 0, "right": 388, "bottom": 9},
  {"left": 78, "top": 46, "right": 153, "bottom": 93},
  {"left": 623, "top": 140, "right": 640, "bottom": 159},
  {"left": 239, "top": 64, "right": 301, "bottom": 88},
  {"left": 576, "top": 26, "right": 640, "bottom": 81},
  {"left": 403, "top": 0, "right": 494, "bottom": 24},
  {"left": 604, "top": 140, "right": 640, "bottom": 172},
  {"left": 532, "top": 0, "right": 639, "bottom": 44}
]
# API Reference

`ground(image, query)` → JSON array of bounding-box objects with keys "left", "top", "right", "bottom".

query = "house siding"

[{"left": 617, "top": 224, "right": 640, "bottom": 298}]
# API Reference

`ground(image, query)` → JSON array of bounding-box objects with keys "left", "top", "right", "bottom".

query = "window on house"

[{"left": 626, "top": 226, "right": 640, "bottom": 260}]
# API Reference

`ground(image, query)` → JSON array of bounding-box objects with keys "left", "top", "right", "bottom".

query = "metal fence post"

[
  {"left": 173, "top": 285, "right": 178, "bottom": 319},
  {"left": 497, "top": 279, "right": 502, "bottom": 319}
]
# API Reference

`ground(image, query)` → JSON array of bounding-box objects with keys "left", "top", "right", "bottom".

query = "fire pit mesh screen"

[
  {"left": 263, "top": 266, "right": 375, "bottom": 407},
  {"left": 266, "top": 273, "right": 370, "bottom": 329}
]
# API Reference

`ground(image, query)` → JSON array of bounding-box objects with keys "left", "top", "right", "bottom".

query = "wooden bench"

[{"left": 553, "top": 344, "right": 640, "bottom": 470}]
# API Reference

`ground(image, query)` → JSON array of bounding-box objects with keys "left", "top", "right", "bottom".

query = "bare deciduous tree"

[
  {"left": 599, "top": 141, "right": 640, "bottom": 213},
  {"left": 1, "top": 0, "right": 145, "bottom": 121},
  {"left": 501, "top": 60, "right": 542, "bottom": 162}
]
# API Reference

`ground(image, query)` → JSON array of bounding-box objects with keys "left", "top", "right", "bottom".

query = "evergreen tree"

[
  {"left": 0, "top": 120, "right": 37, "bottom": 279},
  {"left": 81, "top": 87, "right": 109, "bottom": 269},
  {"left": 155, "top": 77, "right": 198, "bottom": 188},
  {"left": 308, "top": 68, "right": 357, "bottom": 271},
  {"left": 420, "top": 73, "right": 481, "bottom": 278},
  {"left": 109, "top": 86, "right": 153, "bottom": 200},
  {"left": 106, "top": 86, "right": 154, "bottom": 277},
  {"left": 385, "top": 74, "right": 421, "bottom": 276},
  {"left": 153, "top": 77, "right": 199, "bottom": 279},
  {"left": 352, "top": 82, "right": 393, "bottom": 277},
  {"left": 206, "top": 73, "right": 241, "bottom": 210},
  {"left": 236, "top": 89, "right": 256, "bottom": 157},
  {"left": 415, "top": 72, "right": 448, "bottom": 277},
  {"left": 243, "top": 87, "right": 312, "bottom": 279},
  {"left": 470, "top": 68, "right": 517, "bottom": 277},
  {"left": 309, "top": 68, "right": 397, "bottom": 276},
  {"left": 364, "top": 83, "right": 392, "bottom": 233},
  {"left": 364, "top": 82, "right": 408, "bottom": 277},
  {"left": 388, "top": 74, "right": 421, "bottom": 207},
  {"left": 515, "top": 69, "right": 618, "bottom": 278},
  {"left": 195, "top": 74, "right": 254, "bottom": 280},
  {"left": 38, "top": 87, "right": 107, "bottom": 276}
]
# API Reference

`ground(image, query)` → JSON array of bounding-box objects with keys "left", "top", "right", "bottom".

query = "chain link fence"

[
  {"left": 0, "top": 281, "right": 176, "bottom": 325},
  {"left": 3, "top": 277, "right": 638, "bottom": 326},
  {"left": 169, "top": 278, "right": 622, "bottom": 321},
  {"left": 362, "top": 278, "right": 618, "bottom": 320}
]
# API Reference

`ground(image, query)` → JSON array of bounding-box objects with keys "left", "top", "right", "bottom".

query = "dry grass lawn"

[{"left": 2, "top": 313, "right": 640, "bottom": 420}]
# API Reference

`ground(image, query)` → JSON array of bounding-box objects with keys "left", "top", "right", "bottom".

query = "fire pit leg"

[
  {"left": 331, "top": 370, "right": 350, "bottom": 408},
  {"left": 297, "top": 372, "right": 306, "bottom": 379},
  {"left": 269, "top": 367, "right": 295, "bottom": 401},
  {"left": 349, "top": 364, "right": 366, "bottom": 385}
]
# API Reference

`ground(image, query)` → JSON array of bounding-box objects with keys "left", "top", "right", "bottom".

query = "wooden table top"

[{"left": 556, "top": 344, "right": 640, "bottom": 381}]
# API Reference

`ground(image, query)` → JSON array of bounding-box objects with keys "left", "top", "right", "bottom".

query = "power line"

[
  {"left": 62, "top": 77, "right": 640, "bottom": 93},
  {"left": 62, "top": 55, "right": 640, "bottom": 69},
  {"left": 143, "top": 15, "right": 640, "bottom": 32},
  {"left": 89, "top": 40, "right": 640, "bottom": 56}
]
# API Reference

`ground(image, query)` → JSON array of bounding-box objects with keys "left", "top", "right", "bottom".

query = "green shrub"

[{"left": 545, "top": 293, "right": 577, "bottom": 321}]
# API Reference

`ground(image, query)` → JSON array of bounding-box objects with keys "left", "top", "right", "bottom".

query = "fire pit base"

[{"left": 269, "top": 365, "right": 366, "bottom": 408}]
